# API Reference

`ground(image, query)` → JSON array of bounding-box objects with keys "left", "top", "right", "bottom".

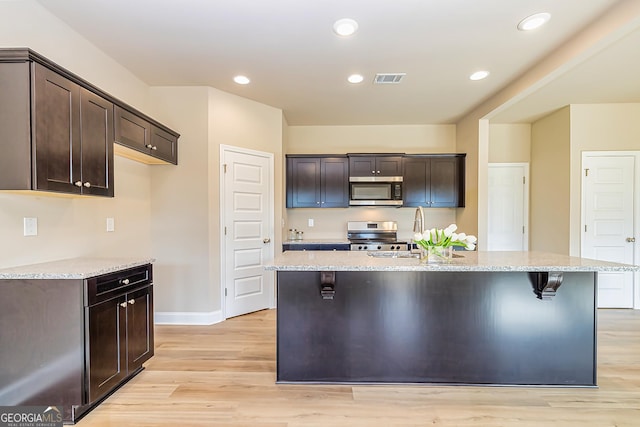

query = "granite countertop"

[
  {"left": 0, "top": 257, "right": 155, "bottom": 280},
  {"left": 265, "top": 250, "right": 639, "bottom": 272}
]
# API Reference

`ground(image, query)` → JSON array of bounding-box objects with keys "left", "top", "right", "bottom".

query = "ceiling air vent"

[{"left": 374, "top": 73, "right": 406, "bottom": 84}]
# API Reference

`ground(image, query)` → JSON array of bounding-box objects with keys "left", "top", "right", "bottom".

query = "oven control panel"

[{"left": 350, "top": 243, "right": 409, "bottom": 251}]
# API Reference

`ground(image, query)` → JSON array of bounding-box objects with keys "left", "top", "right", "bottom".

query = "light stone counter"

[
  {"left": 265, "top": 250, "right": 639, "bottom": 272},
  {"left": 283, "top": 239, "right": 350, "bottom": 245},
  {"left": 0, "top": 257, "right": 155, "bottom": 280}
]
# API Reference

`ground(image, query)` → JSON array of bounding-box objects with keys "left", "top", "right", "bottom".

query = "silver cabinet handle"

[
  {"left": 83, "top": 182, "right": 91, "bottom": 188},
  {"left": 122, "top": 278, "right": 130, "bottom": 285},
  {"left": 120, "top": 301, "right": 127, "bottom": 308},
  {"left": 627, "top": 237, "right": 636, "bottom": 243},
  {"left": 263, "top": 238, "right": 271, "bottom": 244},
  {"left": 74, "top": 181, "right": 83, "bottom": 187},
  {"left": 128, "top": 299, "right": 135, "bottom": 305}
]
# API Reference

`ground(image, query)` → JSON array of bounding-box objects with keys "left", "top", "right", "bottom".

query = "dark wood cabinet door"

[
  {"left": 86, "top": 295, "right": 127, "bottom": 403},
  {"left": 287, "top": 157, "right": 321, "bottom": 207},
  {"left": 33, "top": 63, "right": 82, "bottom": 194},
  {"left": 126, "top": 285, "right": 154, "bottom": 372},
  {"left": 348, "top": 156, "right": 377, "bottom": 177},
  {"left": 150, "top": 125, "right": 178, "bottom": 164},
  {"left": 403, "top": 155, "right": 465, "bottom": 208},
  {"left": 320, "top": 157, "right": 349, "bottom": 207},
  {"left": 114, "top": 105, "right": 151, "bottom": 153},
  {"left": 80, "top": 88, "right": 114, "bottom": 197},
  {"left": 375, "top": 156, "right": 403, "bottom": 176},
  {"left": 402, "top": 157, "right": 431, "bottom": 207},
  {"left": 430, "top": 156, "right": 464, "bottom": 207}
]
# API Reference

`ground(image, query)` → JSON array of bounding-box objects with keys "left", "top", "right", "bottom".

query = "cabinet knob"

[
  {"left": 121, "top": 278, "right": 130, "bottom": 285},
  {"left": 371, "top": 171, "right": 375, "bottom": 174},
  {"left": 151, "top": 146, "right": 158, "bottom": 150},
  {"left": 377, "top": 171, "right": 381, "bottom": 174},
  {"left": 145, "top": 144, "right": 153, "bottom": 149},
  {"left": 128, "top": 299, "right": 135, "bottom": 305},
  {"left": 74, "top": 181, "right": 83, "bottom": 187},
  {"left": 119, "top": 301, "right": 127, "bottom": 308},
  {"left": 627, "top": 237, "right": 636, "bottom": 243},
  {"left": 263, "top": 238, "right": 271, "bottom": 244},
  {"left": 83, "top": 182, "right": 91, "bottom": 188}
]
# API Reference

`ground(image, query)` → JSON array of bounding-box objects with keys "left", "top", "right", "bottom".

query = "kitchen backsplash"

[{"left": 285, "top": 207, "right": 456, "bottom": 241}]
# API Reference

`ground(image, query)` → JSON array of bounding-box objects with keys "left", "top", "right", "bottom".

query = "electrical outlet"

[
  {"left": 106, "top": 217, "right": 115, "bottom": 232},
  {"left": 23, "top": 217, "right": 38, "bottom": 236},
  {"left": 308, "top": 218, "right": 314, "bottom": 227}
]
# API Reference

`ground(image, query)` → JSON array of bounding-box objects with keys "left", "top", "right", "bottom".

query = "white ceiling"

[{"left": 36, "top": 0, "right": 640, "bottom": 125}]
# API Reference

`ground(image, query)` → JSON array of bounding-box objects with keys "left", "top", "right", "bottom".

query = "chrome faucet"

[{"left": 413, "top": 206, "right": 424, "bottom": 234}]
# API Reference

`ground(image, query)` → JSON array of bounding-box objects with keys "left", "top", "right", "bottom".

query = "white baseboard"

[{"left": 154, "top": 310, "right": 223, "bottom": 325}]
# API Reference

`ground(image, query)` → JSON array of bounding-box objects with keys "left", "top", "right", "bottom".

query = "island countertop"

[
  {"left": 0, "top": 257, "right": 155, "bottom": 280},
  {"left": 265, "top": 250, "right": 639, "bottom": 272}
]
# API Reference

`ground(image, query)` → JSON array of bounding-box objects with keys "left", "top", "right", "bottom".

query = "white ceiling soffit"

[{"left": 33, "top": 0, "right": 639, "bottom": 125}]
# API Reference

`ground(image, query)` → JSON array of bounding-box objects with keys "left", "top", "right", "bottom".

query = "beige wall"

[
  {"left": 568, "top": 103, "right": 640, "bottom": 255},
  {"left": 148, "top": 86, "right": 284, "bottom": 320},
  {"left": 0, "top": 0, "right": 153, "bottom": 269},
  {"left": 286, "top": 125, "right": 458, "bottom": 242},
  {"left": 530, "top": 107, "right": 572, "bottom": 254},
  {"left": 489, "top": 124, "right": 531, "bottom": 163}
]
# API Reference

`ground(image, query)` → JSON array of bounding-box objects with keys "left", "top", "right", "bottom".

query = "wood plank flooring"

[{"left": 78, "top": 309, "right": 640, "bottom": 426}]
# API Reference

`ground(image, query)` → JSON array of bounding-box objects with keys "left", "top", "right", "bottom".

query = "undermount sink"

[
  {"left": 367, "top": 251, "right": 420, "bottom": 259},
  {"left": 367, "top": 250, "right": 464, "bottom": 259}
]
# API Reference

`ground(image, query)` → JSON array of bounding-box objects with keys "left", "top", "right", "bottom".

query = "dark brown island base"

[{"left": 266, "top": 251, "right": 639, "bottom": 387}]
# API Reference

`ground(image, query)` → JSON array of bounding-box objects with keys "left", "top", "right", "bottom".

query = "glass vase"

[{"left": 420, "top": 246, "right": 453, "bottom": 264}]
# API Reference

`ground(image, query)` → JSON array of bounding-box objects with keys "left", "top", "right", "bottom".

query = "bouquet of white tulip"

[{"left": 413, "top": 224, "right": 477, "bottom": 251}]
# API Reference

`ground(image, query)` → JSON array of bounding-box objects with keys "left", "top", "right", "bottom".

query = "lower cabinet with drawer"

[
  {"left": 0, "top": 262, "right": 154, "bottom": 423},
  {"left": 85, "top": 265, "right": 154, "bottom": 404}
]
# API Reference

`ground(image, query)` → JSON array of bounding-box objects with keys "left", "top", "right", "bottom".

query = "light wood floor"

[{"left": 79, "top": 309, "right": 640, "bottom": 426}]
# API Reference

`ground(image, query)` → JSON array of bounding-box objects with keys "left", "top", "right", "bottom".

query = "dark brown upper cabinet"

[
  {"left": 0, "top": 48, "right": 179, "bottom": 197},
  {"left": 403, "top": 154, "right": 465, "bottom": 208},
  {"left": 0, "top": 60, "right": 114, "bottom": 196},
  {"left": 348, "top": 155, "right": 404, "bottom": 178},
  {"left": 286, "top": 155, "right": 349, "bottom": 208},
  {"left": 114, "top": 106, "right": 178, "bottom": 165}
]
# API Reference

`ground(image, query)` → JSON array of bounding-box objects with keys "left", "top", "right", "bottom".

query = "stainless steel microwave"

[{"left": 349, "top": 178, "right": 403, "bottom": 206}]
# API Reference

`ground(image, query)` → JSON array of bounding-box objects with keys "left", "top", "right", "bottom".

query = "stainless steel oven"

[{"left": 347, "top": 221, "right": 408, "bottom": 251}]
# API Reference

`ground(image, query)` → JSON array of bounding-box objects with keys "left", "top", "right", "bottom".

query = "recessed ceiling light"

[
  {"left": 333, "top": 18, "right": 358, "bottom": 36},
  {"left": 347, "top": 74, "right": 364, "bottom": 84},
  {"left": 233, "top": 75, "right": 250, "bottom": 85},
  {"left": 517, "top": 12, "right": 551, "bottom": 31},
  {"left": 469, "top": 71, "right": 489, "bottom": 81}
]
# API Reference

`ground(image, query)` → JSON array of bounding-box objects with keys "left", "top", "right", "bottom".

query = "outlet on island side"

[
  {"left": 106, "top": 217, "right": 115, "bottom": 232},
  {"left": 308, "top": 218, "right": 314, "bottom": 227}
]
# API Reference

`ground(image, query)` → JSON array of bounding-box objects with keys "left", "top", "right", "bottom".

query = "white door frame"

[
  {"left": 219, "top": 144, "right": 275, "bottom": 320},
  {"left": 487, "top": 162, "right": 530, "bottom": 251},
  {"left": 581, "top": 151, "right": 639, "bottom": 309}
]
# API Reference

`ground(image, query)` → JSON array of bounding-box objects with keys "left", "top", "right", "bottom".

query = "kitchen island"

[{"left": 265, "top": 251, "right": 638, "bottom": 387}]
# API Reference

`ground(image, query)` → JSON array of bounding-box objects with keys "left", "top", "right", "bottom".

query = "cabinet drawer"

[{"left": 86, "top": 264, "right": 152, "bottom": 306}]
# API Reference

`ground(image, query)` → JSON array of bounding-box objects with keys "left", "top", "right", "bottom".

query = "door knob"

[
  {"left": 627, "top": 237, "right": 636, "bottom": 243},
  {"left": 263, "top": 238, "right": 271, "bottom": 244}
]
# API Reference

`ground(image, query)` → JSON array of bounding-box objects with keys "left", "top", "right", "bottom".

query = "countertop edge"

[{"left": 0, "top": 257, "right": 156, "bottom": 280}]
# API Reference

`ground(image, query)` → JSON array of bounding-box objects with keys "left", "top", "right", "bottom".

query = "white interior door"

[
  {"left": 221, "top": 145, "right": 274, "bottom": 318},
  {"left": 487, "top": 163, "right": 529, "bottom": 251},
  {"left": 582, "top": 155, "right": 635, "bottom": 308}
]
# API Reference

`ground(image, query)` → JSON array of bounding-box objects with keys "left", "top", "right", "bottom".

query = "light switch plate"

[
  {"left": 106, "top": 217, "right": 115, "bottom": 232},
  {"left": 23, "top": 217, "right": 37, "bottom": 236},
  {"left": 308, "top": 218, "right": 314, "bottom": 227}
]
